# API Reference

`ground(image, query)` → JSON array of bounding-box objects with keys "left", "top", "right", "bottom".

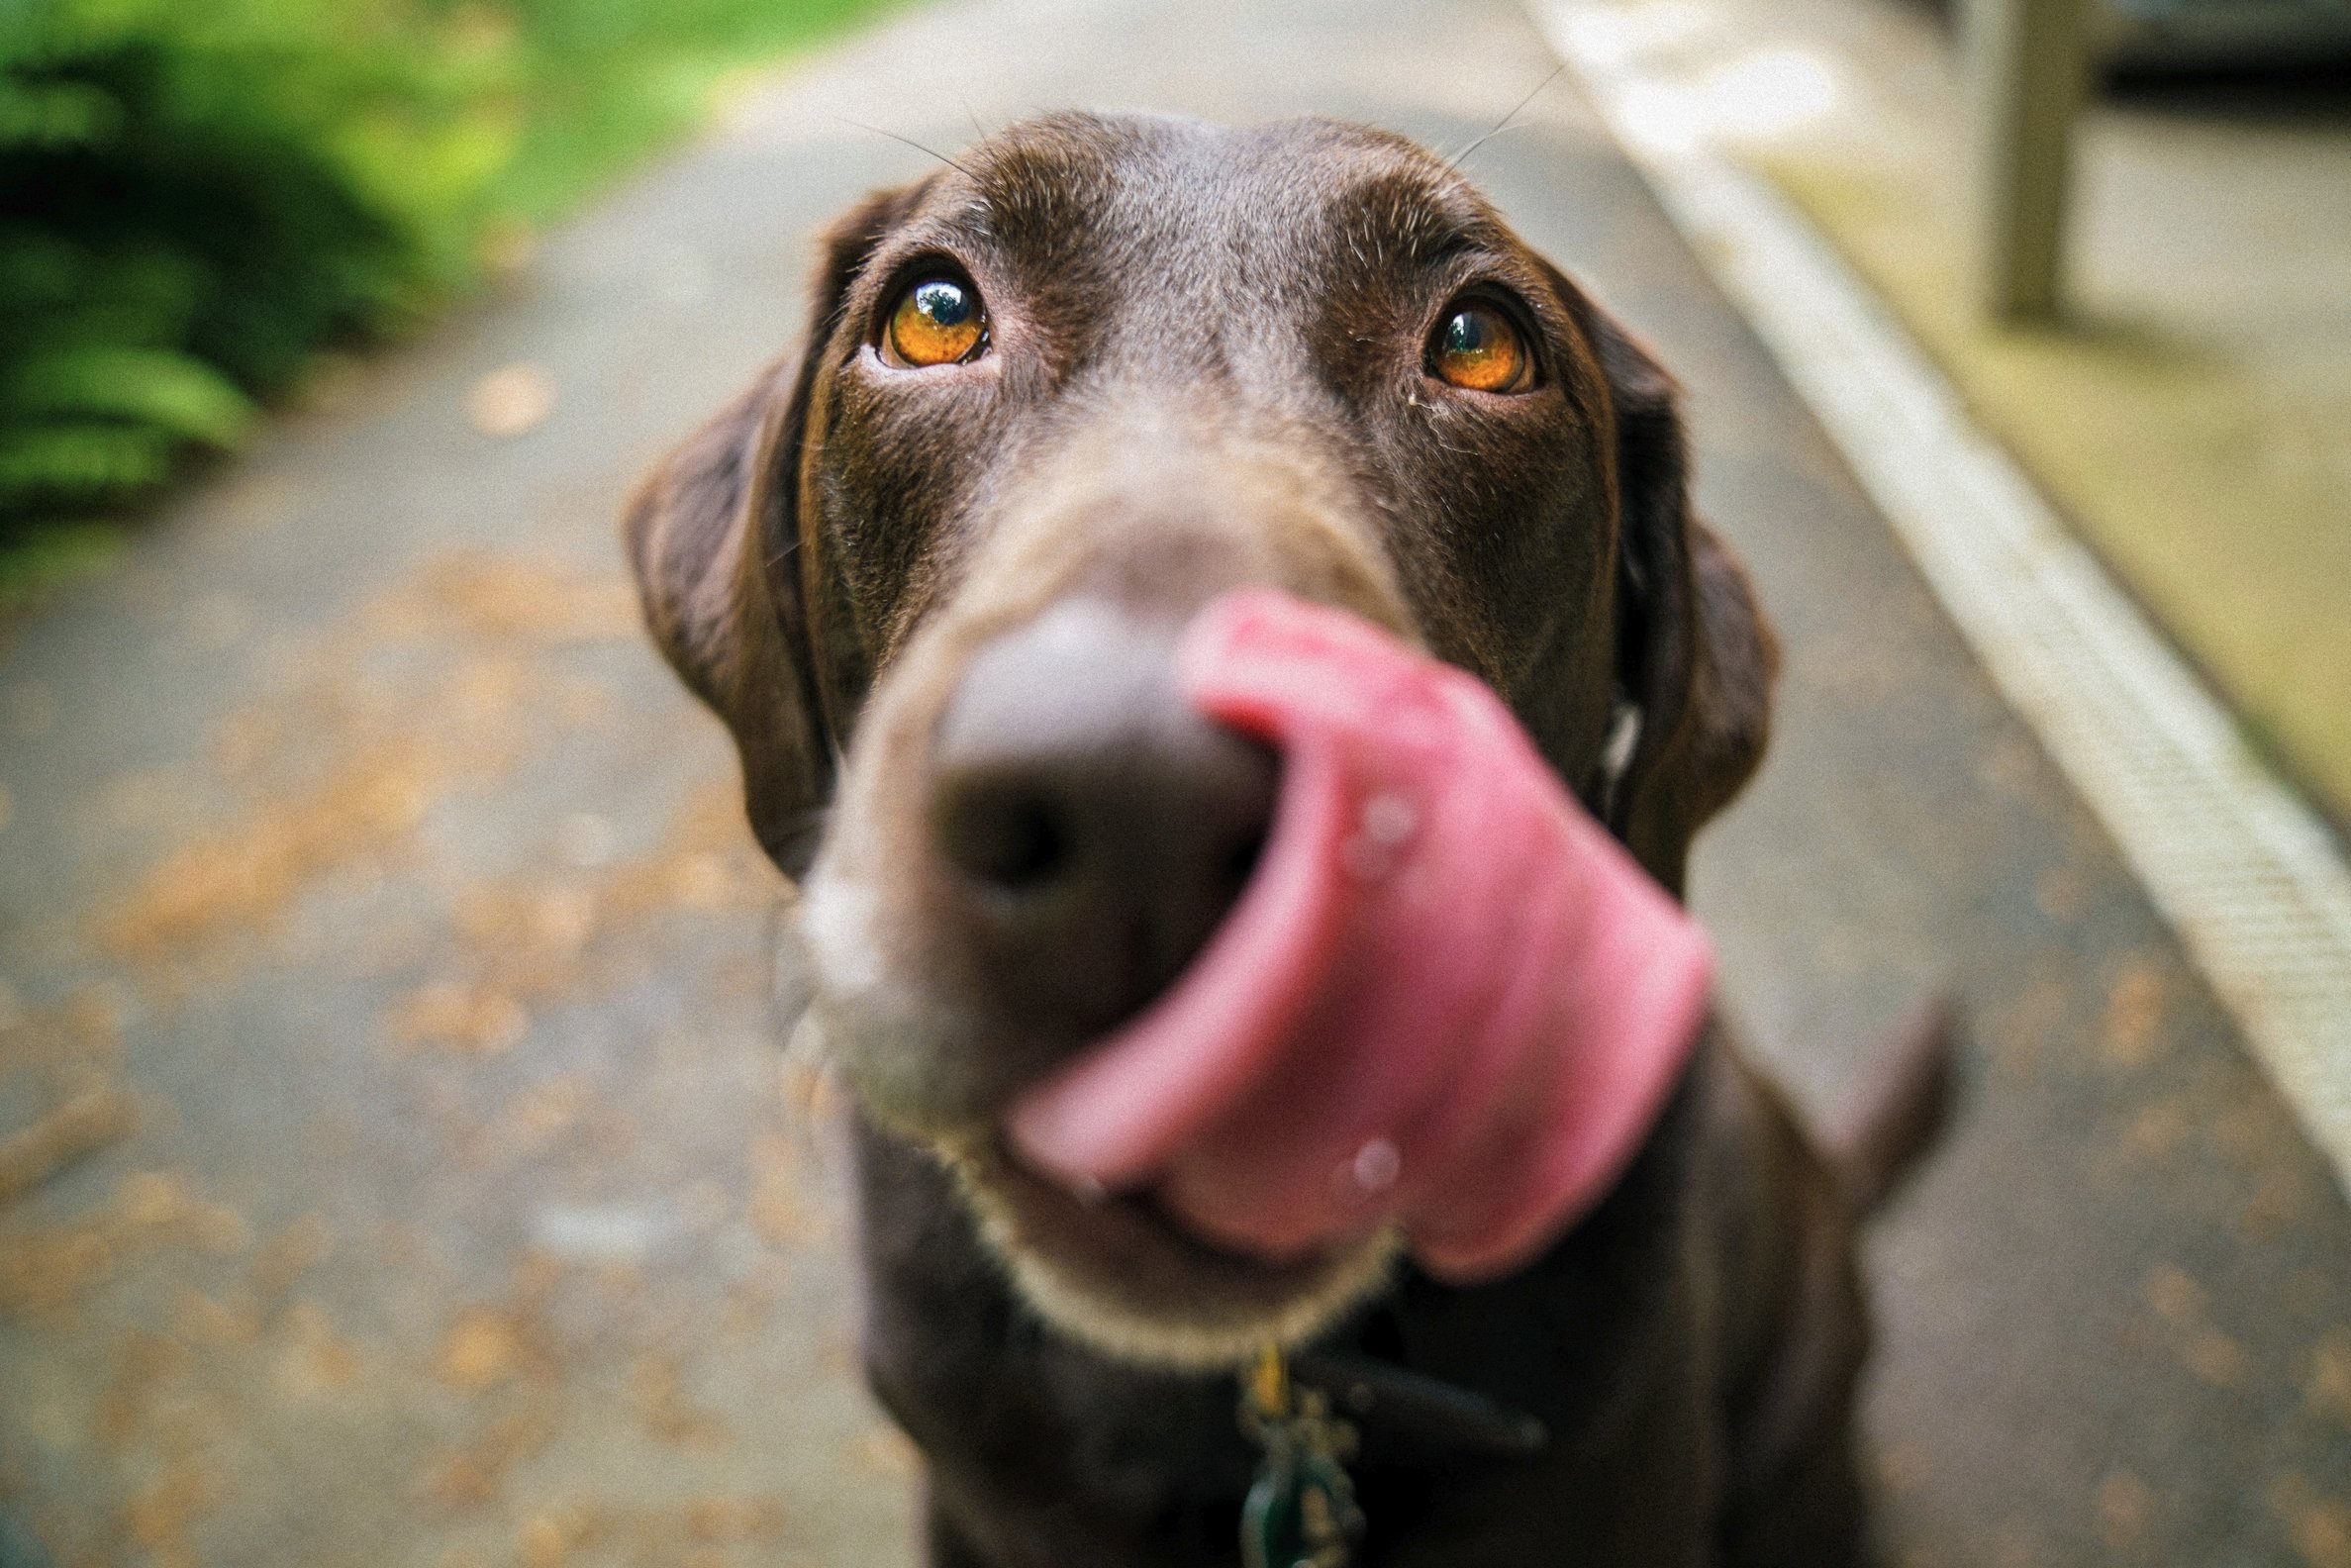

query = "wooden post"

[{"left": 1967, "top": 0, "right": 2091, "bottom": 321}]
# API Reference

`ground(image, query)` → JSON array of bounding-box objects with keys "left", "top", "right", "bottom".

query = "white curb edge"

[{"left": 1531, "top": 0, "right": 2351, "bottom": 1193}]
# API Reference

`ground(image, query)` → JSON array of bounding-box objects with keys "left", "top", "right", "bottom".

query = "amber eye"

[
  {"left": 885, "top": 277, "right": 986, "bottom": 367},
  {"left": 1429, "top": 303, "right": 1529, "bottom": 393}
]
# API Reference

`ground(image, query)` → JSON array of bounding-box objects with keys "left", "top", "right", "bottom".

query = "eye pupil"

[{"left": 888, "top": 276, "right": 986, "bottom": 366}]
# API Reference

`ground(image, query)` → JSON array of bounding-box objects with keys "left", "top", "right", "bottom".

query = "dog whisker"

[
  {"left": 1441, "top": 64, "right": 1564, "bottom": 175},
  {"left": 836, "top": 116, "right": 981, "bottom": 182}
]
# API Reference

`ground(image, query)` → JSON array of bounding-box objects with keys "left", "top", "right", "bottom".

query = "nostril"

[
  {"left": 1222, "top": 824, "right": 1267, "bottom": 894},
  {"left": 936, "top": 781, "right": 1075, "bottom": 894},
  {"left": 924, "top": 598, "right": 1282, "bottom": 1043}
]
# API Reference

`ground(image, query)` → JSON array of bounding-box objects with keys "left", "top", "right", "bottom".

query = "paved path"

[{"left": 2, "top": 0, "right": 2347, "bottom": 1564}]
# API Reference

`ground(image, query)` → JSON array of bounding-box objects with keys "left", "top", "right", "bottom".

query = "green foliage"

[{"left": 0, "top": 0, "right": 898, "bottom": 580}]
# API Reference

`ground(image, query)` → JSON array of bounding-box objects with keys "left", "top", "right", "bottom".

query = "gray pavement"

[{"left": 2, "top": 0, "right": 2348, "bottom": 1564}]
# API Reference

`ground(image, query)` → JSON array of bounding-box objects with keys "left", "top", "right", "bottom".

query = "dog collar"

[{"left": 1292, "top": 1350, "right": 1549, "bottom": 1461}]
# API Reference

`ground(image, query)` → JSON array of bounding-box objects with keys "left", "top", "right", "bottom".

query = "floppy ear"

[
  {"left": 624, "top": 182, "right": 931, "bottom": 877},
  {"left": 1576, "top": 299, "right": 1778, "bottom": 898}
]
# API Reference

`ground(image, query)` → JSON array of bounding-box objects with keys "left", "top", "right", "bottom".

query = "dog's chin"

[
  {"left": 801, "top": 960, "right": 1398, "bottom": 1368},
  {"left": 922, "top": 1132, "right": 1399, "bottom": 1373}
]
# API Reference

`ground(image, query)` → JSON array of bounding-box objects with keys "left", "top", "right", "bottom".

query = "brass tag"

[{"left": 1239, "top": 1347, "right": 1363, "bottom": 1568}]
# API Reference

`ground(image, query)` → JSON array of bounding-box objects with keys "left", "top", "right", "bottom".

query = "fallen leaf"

[
  {"left": 0, "top": 1087, "right": 137, "bottom": 1207},
  {"left": 466, "top": 363, "right": 556, "bottom": 438},
  {"left": 2309, "top": 1326, "right": 2351, "bottom": 1425},
  {"left": 2097, "top": 1468, "right": 2157, "bottom": 1548}
]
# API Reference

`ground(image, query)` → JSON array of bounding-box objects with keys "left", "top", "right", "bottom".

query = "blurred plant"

[{"left": 0, "top": 0, "right": 893, "bottom": 592}]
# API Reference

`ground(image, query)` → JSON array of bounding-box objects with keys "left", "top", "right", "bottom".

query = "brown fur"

[{"left": 626, "top": 112, "right": 1944, "bottom": 1566}]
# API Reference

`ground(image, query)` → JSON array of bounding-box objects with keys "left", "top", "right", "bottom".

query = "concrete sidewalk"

[
  {"left": 1, "top": 0, "right": 2347, "bottom": 1564},
  {"left": 1631, "top": 0, "right": 2351, "bottom": 825}
]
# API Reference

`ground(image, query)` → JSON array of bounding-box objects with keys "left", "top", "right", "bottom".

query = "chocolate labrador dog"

[{"left": 626, "top": 111, "right": 1946, "bottom": 1567}]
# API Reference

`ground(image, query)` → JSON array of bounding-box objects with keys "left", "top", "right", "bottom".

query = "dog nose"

[{"left": 929, "top": 600, "right": 1278, "bottom": 1043}]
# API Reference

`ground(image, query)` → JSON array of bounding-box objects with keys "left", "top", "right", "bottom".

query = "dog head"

[{"left": 626, "top": 112, "right": 1775, "bottom": 1367}]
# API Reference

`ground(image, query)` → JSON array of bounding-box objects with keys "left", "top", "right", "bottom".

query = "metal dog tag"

[{"left": 1240, "top": 1347, "right": 1363, "bottom": 1568}]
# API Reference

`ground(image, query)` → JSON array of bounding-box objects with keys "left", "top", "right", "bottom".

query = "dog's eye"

[
  {"left": 1429, "top": 303, "right": 1529, "bottom": 394},
  {"left": 885, "top": 278, "right": 986, "bottom": 367}
]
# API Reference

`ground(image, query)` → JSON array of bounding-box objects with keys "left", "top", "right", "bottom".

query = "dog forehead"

[{"left": 945, "top": 112, "right": 1495, "bottom": 284}]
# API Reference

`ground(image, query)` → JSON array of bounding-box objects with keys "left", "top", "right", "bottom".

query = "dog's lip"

[{"left": 948, "top": 1128, "right": 1368, "bottom": 1282}]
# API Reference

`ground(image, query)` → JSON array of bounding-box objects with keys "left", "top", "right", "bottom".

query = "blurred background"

[
  {"left": 0, "top": 0, "right": 906, "bottom": 599},
  {"left": 1, "top": 0, "right": 2347, "bottom": 1563}
]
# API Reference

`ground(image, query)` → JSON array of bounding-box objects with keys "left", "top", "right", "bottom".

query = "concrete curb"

[{"left": 1532, "top": 0, "right": 2351, "bottom": 1194}]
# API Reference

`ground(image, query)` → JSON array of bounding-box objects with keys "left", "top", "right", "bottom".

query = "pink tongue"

[{"left": 1006, "top": 588, "right": 1712, "bottom": 1283}]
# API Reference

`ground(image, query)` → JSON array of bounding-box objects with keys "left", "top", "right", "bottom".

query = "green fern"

[
  {"left": 1, "top": 5, "right": 423, "bottom": 553},
  {"left": 4, "top": 345, "right": 254, "bottom": 445},
  {"left": 0, "top": 424, "right": 177, "bottom": 505},
  {"left": 1, "top": 0, "right": 904, "bottom": 577},
  {"left": 0, "top": 73, "right": 119, "bottom": 147}
]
